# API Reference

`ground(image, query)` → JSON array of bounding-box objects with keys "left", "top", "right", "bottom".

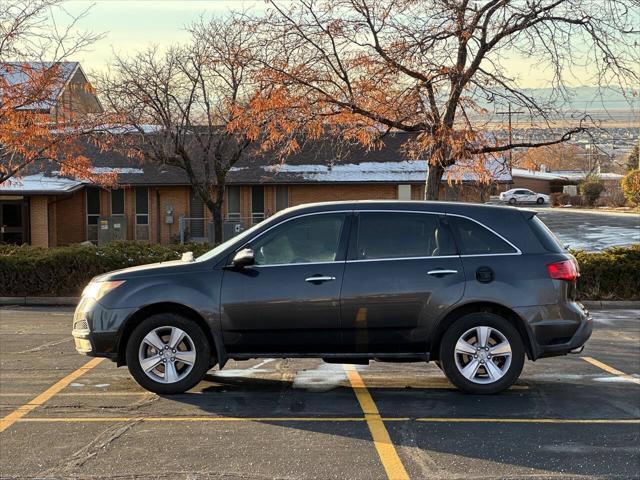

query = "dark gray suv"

[{"left": 72, "top": 201, "right": 592, "bottom": 395}]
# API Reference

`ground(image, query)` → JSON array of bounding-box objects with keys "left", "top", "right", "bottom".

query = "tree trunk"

[
  {"left": 425, "top": 162, "right": 444, "bottom": 200},
  {"left": 207, "top": 184, "right": 225, "bottom": 245}
]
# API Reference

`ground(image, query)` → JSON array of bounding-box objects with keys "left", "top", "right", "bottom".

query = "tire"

[
  {"left": 508, "top": 198, "right": 517, "bottom": 205},
  {"left": 439, "top": 313, "right": 525, "bottom": 394},
  {"left": 536, "top": 197, "right": 545, "bottom": 205},
  {"left": 126, "top": 313, "right": 211, "bottom": 394}
]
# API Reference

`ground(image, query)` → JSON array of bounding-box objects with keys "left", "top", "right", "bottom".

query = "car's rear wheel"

[
  {"left": 439, "top": 313, "right": 525, "bottom": 394},
  {"left": 126, "top": 313, "right": 210, "bottom": 394},
  {"left": 508, "top": 198, "right": 517, "bottom": 205},
  {"left": 536, "top": 197, "right": 545, "bottom": 205}
]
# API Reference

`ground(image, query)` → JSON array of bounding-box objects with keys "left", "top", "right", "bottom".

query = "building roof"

[
  {"left": 0, "top": 62, "right": 80, "bottom": 111},
  {"left": 0, "top": 173, "right": 84, "bottom": 195},
  {"left": 3, "top": 132, "right": 513, "bottom": 192},
  {"left": 77, "top": 133, "right": 512, "bottom": 186}
]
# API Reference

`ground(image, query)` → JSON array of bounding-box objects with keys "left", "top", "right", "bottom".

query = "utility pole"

[{"left": 496, "top": 104, "right": 525, "bottom": 174}]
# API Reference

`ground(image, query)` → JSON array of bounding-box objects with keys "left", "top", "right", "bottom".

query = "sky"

[{"left": 57, "top": 0, "right": 638, "bottom": 91}]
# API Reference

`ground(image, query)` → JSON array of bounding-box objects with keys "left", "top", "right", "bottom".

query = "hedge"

[
  {"left": 572, "top": 245, "right": 640, "bottom": 301},
  {"left": 0, "top": 242, "right": 211, "bottom": 297},
  {"left": 0, "top": 242, "right": 638, "bottom": 300}
]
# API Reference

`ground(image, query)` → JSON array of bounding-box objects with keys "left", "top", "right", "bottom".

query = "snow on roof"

[
  {"left": 511, "top": 168, "right": 567, "bottom": 180},
  {"left": 91, "top": 167, "right": 144, "bottom": 174},
  {"left": 0, "top": 62, "right": 79, "bottom": 111},
  {"left": 0, "top": 174, "right": 84, "bottom": 194},
  {"left": 262, "top": 159, "right": 512, "bottom": 183},
  {"left": 512, "top": 168, "right": 624, "bottom": 181}
]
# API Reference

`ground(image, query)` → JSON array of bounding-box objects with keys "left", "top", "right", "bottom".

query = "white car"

[{"left": 499, "top": 188, "right": 550, "bottom": 205}]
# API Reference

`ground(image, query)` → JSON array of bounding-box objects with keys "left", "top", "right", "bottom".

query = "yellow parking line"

[
  {"left": 14, "top": 416, "right": 639, "bottom": 424},
  {"left": 19, "top": 416, "right": 369, "bottom": 423},
  {"left": 582, "top": 357, "right": 640, "bottom": 385},
  {"left": 415, "top": 418, "right": 640, "bottom": 424},
  {"left": 343, "top": 365, "right": 410, "bottom": 480},
  {"left": 0, "top": 357, "right": 104, "bottom": 433}
]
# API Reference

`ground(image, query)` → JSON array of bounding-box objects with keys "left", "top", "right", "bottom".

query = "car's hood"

[{"left": 94, "top": 259, "right": 207, "bottom": 281}]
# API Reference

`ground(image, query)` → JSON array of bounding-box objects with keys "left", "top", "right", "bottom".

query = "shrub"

[
  {"left": 573, "top": 245, "right": 640, "bottom": 300},
  {"left": 579, "top": 177, "right": 605, "bottom": 206},
  {"left": 621, "top": 170, "right": 640, "bottom": 206},
  {"left": 0, "top": 242, "right": 212, "bottom": 297}
]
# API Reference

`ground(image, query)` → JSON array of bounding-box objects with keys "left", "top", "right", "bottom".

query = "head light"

[{"left": 82, "top": 280, "right": 126, "bottom": 300}]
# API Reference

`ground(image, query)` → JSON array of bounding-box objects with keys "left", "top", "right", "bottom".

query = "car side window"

[
  {"left": 356, "top": 212, "right": 456, "bottom": 260},
  {"left": 252, "top": 213, "right": 346, "bottom": 266},
  {"left": 449, "top": 216, "right": 517, "bottom": 255}
]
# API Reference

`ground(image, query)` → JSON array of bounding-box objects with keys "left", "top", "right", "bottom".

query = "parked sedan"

[
  {"left": 72, "top": 201, "right": 591, "bottom": 395},
  {"left": 500, "top": 188, "right": 550, "bottom": 205}
]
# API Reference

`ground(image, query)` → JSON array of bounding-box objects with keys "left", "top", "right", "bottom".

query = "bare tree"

[
  {"left": 97, "top": 17, "right": 269, "bottom": 243},
  {"left": 241, "top": 0, "right": 639, "bottom": 199}
]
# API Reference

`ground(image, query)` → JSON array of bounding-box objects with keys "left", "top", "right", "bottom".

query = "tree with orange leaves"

[
  {"left": 235, "top": 0, "right": 639, "bottom": 199},
  {"left": 0, "top": 0, "right": 111, "bottom": 186}
]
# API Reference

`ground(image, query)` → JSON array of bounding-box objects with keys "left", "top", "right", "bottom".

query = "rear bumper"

[{"left": 516, "top": 302, "right": 593, "bottom": 360}]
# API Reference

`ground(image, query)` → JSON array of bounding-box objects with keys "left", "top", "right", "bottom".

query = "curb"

[
  {"left": 1, "top": 297, "right": 639, "bottom": 309},
  {"left": 582, "top": 300, "right": 640, "bottom": 309}
]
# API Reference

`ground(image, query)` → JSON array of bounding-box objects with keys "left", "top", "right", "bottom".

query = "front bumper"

[
  {"left": 72, "top": 297, "right": 132, "bottom": 361},
  {"left": 516, "top": 301, "right": 593, "bottom": 360}
]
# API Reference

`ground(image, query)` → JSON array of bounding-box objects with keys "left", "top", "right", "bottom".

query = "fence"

[{"left": 179, "top": 215, "right": 268, "bottom": 244}]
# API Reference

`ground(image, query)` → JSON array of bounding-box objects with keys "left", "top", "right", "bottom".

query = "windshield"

[{"left": 195, "top": 210, "right": 288, "bottom": 262}]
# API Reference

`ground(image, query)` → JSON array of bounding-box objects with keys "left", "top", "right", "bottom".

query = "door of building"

[{"left": 0, "top": 200, "right": 28, "bottom": 245}]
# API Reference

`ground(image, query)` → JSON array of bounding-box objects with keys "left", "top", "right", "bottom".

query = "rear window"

[
  {"left": 528, "top": 215, "right": 565, "bottom": 252},
  {"left": 449, "top": 216, "right": 517, "bottom": 255}
]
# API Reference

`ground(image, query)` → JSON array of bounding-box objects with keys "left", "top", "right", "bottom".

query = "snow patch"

[{"left": 292, "top": 363, "right": 353, "bottom": 392}]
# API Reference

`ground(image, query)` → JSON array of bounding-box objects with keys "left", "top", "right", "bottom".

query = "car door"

[
  {"left": 340, "top": 211, "right": 465, "bottom": 353},
  {"left": 220, "top": 211, "right": 351, "bottom": 354}
]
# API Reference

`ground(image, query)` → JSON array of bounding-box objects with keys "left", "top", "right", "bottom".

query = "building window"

[
  {"left": 135, "top": 187, "right": 149, "bottom": 225},
  {"left": 251, "top": 186, "right": 264, "bottom": 224},
  {"left": 135, "top": 187, "right": 149, "bottom": 241},
  {"left": 86, "top": 187, "right": 100, "bottom": 243},
  {"left": 276, "top": 186, "right": 289, "bottom": 211},
  {"left": 397, "top": 184, "right": 412, "bottom": 200},
  {"left": 111, "top": 189, "right": 125, "bottom": 215},
  {"left": 227, "top": 186, "right": 241, "bottom": 220},
  {"left": 87, "top": 188, "right": 100, "bottom": 225}
]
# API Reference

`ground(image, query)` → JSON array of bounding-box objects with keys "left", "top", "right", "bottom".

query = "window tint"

[
  {"left": 529, "top": 215, "right": 565, "bottom": 252},
  {"left": 449, "top": 216, "right": 517, "bottom": 255},
  {"left": 227, "top": 186, "right": 241, "bottom": 220},
  {"left": 252, "top": 213, "right": 346, "bottom": 265},
  {"left": 356, "top": 212, "right": 456, "bottom": 260}
]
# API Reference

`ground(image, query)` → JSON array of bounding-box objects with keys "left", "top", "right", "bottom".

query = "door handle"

[
  {"left": 427, "top": 269, "right": 458, "bottom": 276},
  {"left": 305, "top": 276, "right": 336, "bottom": 283}
]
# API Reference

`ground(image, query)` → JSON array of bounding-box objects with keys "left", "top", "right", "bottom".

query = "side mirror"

[{"left": 231, "top": 248, "right": 255, "bottom": 268}]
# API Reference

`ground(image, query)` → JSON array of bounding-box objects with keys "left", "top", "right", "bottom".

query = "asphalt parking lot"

[
  {"left": 1, "top": 307, "right": 639, "bottom": 480},
  {"left": 531, "top": 209, "right": 639, "bottom": 251}
]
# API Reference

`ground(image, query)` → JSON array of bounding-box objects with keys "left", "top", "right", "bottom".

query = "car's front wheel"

[
  {"left": 126, "top": 313, "right": 211, "bottom": 394},
  {"left": 439, "top": 313, "right": 525, "bottom": 394},
  {"left": 508, "top": 197, "right": 517, "bottom": 205},
  {"left": 536, "top": 197, "right": 545, "bottom": 205}
]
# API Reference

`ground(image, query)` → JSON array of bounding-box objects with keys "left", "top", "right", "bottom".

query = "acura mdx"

[{"left": 72, "top": 201, "right": 592, "bottom": 394}]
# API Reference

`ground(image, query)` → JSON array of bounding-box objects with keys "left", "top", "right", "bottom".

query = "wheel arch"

[
  {"left": 116, "top": 302, "right": 223, "bottom": 367},
  {"left": 429, "top": 301, "right": 535, "bottom": 360}
]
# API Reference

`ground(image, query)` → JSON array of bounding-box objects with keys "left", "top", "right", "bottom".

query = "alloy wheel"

[
  {"left": 138, "top": 326, "right": 197, "bottom": 384},
  {"left": 453, "top": 326, "right": 512, "bottom": 384}
]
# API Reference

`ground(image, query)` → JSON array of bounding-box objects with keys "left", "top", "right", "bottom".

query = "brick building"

[{"left": 1, "top": 133, "right": 513, "bottom": 247}]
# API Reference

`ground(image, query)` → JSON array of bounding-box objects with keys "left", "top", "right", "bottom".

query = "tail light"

[{"left": 547, "top": 258, "right": 579, "bottom": 282}]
